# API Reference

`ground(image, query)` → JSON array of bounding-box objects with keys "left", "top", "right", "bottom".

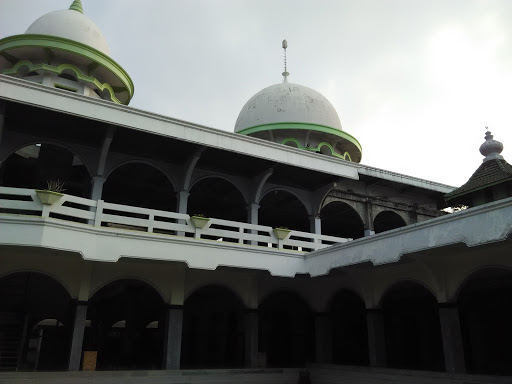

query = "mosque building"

[{"left": 0, "top": 1, "right": 511, "bottom": 383}]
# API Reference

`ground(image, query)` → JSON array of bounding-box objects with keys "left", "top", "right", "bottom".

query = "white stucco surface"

[
  {"left": 235, "top": 82, "right": 342, "bottom": 132},
  {"left": 25, "top": 9, "right": 110, "bottom": 54}
]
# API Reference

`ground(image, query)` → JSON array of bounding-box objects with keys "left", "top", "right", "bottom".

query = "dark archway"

[
  {"left": 85, "top": 279, "right": 165, "bottom": 370},
  {"left": 103, "top": 163, "right": 176, "bottom": 211},
  {"left": 382, "top": 281, "right": 444, "bottom": 371},
  {"left": 320, "top": 201, "right": 364, "bottom": 239},
  {"left": 374, "top": 211, "right": 406, "bottom": 234},
  {"left": 188, "top": 177, "right": 246, "bottom": 222},
  {"left": 0, "top": 272, "right": 72, "bottom": 371},
  {"left": 458, "top": 267, "right": 512, "bottom": 375},
  {"left": 259, "top": 190, "right": 309, "bottom": 232},
  {"left": 181, "top": 285, "right": 245, "bottom": 368},
  {"left": 330, "top": 290, "right": 369, "bottom": 366},
  {"left": 0, "top": 143, "right": 91, "bottom": 197},
  {"left": 259, "top": 291, "right": 314, "bottom": 367}
]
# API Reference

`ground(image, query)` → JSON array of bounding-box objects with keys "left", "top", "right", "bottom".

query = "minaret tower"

[{"left": 0, "top": 0, "right": 133, "bottom": 104}]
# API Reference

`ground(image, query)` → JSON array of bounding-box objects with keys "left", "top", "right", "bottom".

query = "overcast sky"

[{"left": 2, "top": 0, "right": 512, "bottom": 187}]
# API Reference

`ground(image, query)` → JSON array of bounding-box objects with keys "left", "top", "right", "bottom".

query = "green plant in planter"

[
  {"left": 273, "top": 226, "right": 291, "bottom": 240},
  {"left": 190, "top": 213, "right": 210, "bottom": 229},
  {"left": 36, "top": 179, "right": 66, "bottom": 205}
]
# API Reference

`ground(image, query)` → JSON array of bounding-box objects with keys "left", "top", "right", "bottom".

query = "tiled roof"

[{"left": 445, "top": 159, "right": 512, "bottom": 200}]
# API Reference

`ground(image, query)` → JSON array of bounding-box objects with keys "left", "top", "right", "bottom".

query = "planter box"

[
  {"left": 273, "top": 228, "right": 291, "bottom": 240},
  {"left": 35, "top": 190, "right": 64, "bottom": 205},
  {"left": 190, "top": 216, "right": 210, "bottom": 229}
]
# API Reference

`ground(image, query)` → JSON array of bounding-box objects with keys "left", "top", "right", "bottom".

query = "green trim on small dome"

[
  {"left": 237, "top": 122, "right": 363, "bottom": 154},
  {"left": 0, "top": 34, "right": 133, "bottom": 104},
  {"left": 3, "top": 60, "right": 123, "bottom": 104},
  {"left": 69, "top": 0, "right": 84, "bottom": 14},
  {"left": 281, "top": 137, "right": 354, "bottom": 161}
]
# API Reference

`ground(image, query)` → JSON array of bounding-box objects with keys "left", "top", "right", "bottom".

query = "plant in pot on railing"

[
  {"left": 190, "top": 213, "right": 210, "bottom": 229},
  {"left": 273, "top": 226, "right": 291, "bottom": 240},
  {"left": 36, "top": 179, "right": 66, "bottom": 205}
]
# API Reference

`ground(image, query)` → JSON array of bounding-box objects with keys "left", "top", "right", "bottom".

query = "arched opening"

[
  {"left": 85, "top": 279, "right": 165, "bottom": 370},
  {"left": 0, "top": 143, "right": 91, "bottom": 197},
  {"left": 0, "top": 272, "right": 71, "bottom": 371},
  {"left": 103, "top": 163, "right": 176, "bottom": 211},
  {"left": 382, "top": 281, "right": 444, "bottom": 371},
  {"left": 374, "top": 211, "right": 406, "bottom": 234},
  {"left": 188, "top": 177, "right": 246, "bottom": 222},
  {"left": 259, "top": 190, "right": 309, "bottom": 232},
  {"left": 259, "top": 291, "right": 314, "bottom": 367},
  {"left": 330, "top": 290, "right": 369, "bottom": 366},
  {"left": 181, "top": 285, "right": 245, "bottom": 368},
  {"left": 320, "top": 201, "right": 364, "bottom": 239},
  {"left": 457, "top": 267, "right": 512, "bottom": 375}
]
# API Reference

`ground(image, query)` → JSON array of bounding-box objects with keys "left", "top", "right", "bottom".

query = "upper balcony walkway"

[{"left": 1, "top": 187, "right": 511, "bottom": 278}]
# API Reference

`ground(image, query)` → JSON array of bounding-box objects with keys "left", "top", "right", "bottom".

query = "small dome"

[
  {"left": 25, "top": 9, "right": 110, "bottom": 55},
  {"left": 235, "top": 82, "right": 342, "bottom": 133}
]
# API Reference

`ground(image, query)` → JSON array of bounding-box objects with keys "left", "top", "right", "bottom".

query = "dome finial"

[
  {"left": 479, "top": 126, "right": 504, "bottom": 162},
  {"left": 69, "top": 0, "right": 84, "bottom": 14},
  {"left": 282, "top": 39, "right": 289, "bottom": 83}
]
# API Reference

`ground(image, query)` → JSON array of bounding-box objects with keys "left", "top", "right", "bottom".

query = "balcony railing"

[{"left": 0, "top": 187, "right": 350, "bottom": 252}]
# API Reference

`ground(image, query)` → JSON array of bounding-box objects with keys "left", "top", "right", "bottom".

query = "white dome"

[
  {"left": 25, "top": 9, "right": 110, "bottom": 55},
  {"left": 235, "top": 82, "right": 342, "bottom": 133}
]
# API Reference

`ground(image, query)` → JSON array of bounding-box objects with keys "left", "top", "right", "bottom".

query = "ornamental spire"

[
  {"left": 479, "top": 127, "right": 504, "bottom": 162},
  {"left": 282, "top": 39, "right": 289, "bottom": 83},
  {"left": 69, "top": 0, "right": 84, "bottom": 14}
]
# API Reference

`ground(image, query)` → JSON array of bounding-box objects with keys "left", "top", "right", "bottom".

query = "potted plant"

[
  {"left": 36, "top": 179, "right": 65, "bottom": 205},
  {"left": 190, "top": 213, "right": 210, "bottom": 229},
  {"left": 273, "top": 226, "right": 291, "bottom": 240}
]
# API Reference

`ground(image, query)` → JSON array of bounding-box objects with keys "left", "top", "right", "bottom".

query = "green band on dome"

[
  {"left": 0, "top": 34, "right": 134, "bottom": 104},
  {"left": 237, "top": 122, "right": 363, "bottom": 154},
  {"left": 281, "top": 138, "right": 354, "bottom": 161},
  {"left": 3, "top": 60, "right": 123, "bottom": 104},
  {"left": 69, "top": 0, "right": 84, "bottom": 14}
]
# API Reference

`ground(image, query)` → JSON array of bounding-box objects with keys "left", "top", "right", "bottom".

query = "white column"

[
  {"left": 176, "top": 191, "right": 190, "bottom": 236},
  {"left": 162, "top": 305, "right": 184, "bottom": 370},
  {"left": 90, "top": 176, "right": 106, "bottom": 201},
  {"left": 247, "top": 203, "right": 259, "bottom": 245}
]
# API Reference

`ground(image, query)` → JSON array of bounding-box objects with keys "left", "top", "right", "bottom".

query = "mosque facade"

[{"left": 0, "top": 1, "right": 511, "bottom": 379}]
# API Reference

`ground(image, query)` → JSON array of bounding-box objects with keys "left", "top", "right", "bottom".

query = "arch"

[
  {"left": 1, "top": 142, "right": 92, "bottom": 197},
  {"left": 258, "top": 290, "right": 314, "bottom": 367},
  {"left": 0, "top": 272, "right": 72, "bottom": 371},
  {"left": 88, "top": 276, "right": 166, "bottom": 304},
  {"left": 189, "top": 174, "right": 249, "bottom": 205},
  {"left": 85, "top": 278, "right": 165, "bottom": 370},
  {"left": 378, "top": 278, "right": 438, "bottom": 306},
  {"left": 374, "top": 210, "right": 407, "bottom": 234},
  {"left": 381, "top": 281, "right": 445, "bottom": 371},
  {"left": 181, "top": 284, "right": 246, "bottom": 369},
  {"left": 317, "top": 142, "right": 335, "bottom": 156},
  {"left": 320, "top": 200, "right": 365, "bottom": 239},
  {"left": 185, "top": 282, "right": 247, "bottom": 308},
  {"left": 456, "top": 266, "right": 512, "bottom": 375},
  {"left": 259, "top": 188, "right": 311, "bottom": 232},
  {"left": 103, "top": 162, "right": 176, "bottom": 212},
  {"left": 187, "top": 176, "right": 248, "bottom": 223},
  {"left": 281, "top": 138, "right": 301, "bottom": 148},
  {"left": 329, "top": 289, "right": 369, "bottom": 366},
  {"left": 104, "top": 159, "right": 176, "bottom": 191}
]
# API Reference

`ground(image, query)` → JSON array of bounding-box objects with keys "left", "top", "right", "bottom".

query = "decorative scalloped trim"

[
  {"left": 2, "top": 60, "right": 122, "bottom": 104},
  {"left": 280, "top": 138, "right": 353, "bottom": 161}
]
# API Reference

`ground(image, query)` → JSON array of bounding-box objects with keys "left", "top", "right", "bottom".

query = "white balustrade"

[{"left": 0, "top": 187, "right": 350, "bottom": 252}]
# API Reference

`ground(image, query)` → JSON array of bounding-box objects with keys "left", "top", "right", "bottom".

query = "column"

[
  {"left": 247, "top": 203, "right": 259, "bottom": 245},
  {"left": 68, "top": 301, "right": 88, "bottom": 371},
  {"left": 90, "top": 176, "right": 106, "bottom": 201},
  {"left": 176, "top": 191, "right": 190, "bottom": 236},
  {"left": 0, "top": 100, "right": 5, "bottom": 171},
  {"left": 366, "top": 309, "right": 386, "bottom": 367},
  {"left": 245, "top": 310, "right": 258, "bottom": 368},
  {"left": 315, "top": 313, "right": 332, "bottom": 363},
  {"left": 438, "top": 303, "right": 466, "bottom": 373},
  {"left": 364, "top": 201, "right": 375, "bottom": 237},
  {"left": 162, "top": 305, "right": 183, "bottom": 370}
]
